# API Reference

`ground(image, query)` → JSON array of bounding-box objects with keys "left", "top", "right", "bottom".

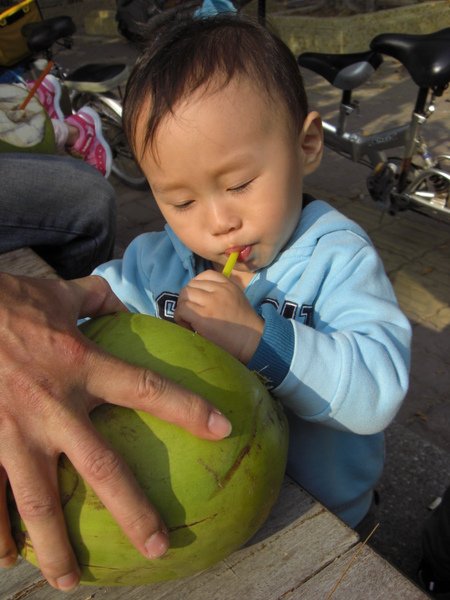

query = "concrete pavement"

[{"left": 51, "top": 17, "right": 450, "bottom": 589}]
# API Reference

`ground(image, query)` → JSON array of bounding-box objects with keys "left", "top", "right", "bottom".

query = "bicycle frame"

[
  {"left": 298, "top": 26, "right": 450, "bottom": 221},
  {"left": 321, "top": 90, "right": 450, "bottom": 219},
  {"left": 322, "top": 119, "right": 411, "bottom": 167},
  {"left": 305, "top": 72, "right": 448, "bottom": 223}
]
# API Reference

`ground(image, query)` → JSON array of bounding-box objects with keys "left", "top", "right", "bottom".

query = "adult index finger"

[
  {"left": 84, "top": 346, "right": 232, "bottom": 440},
  {"left": 70, "top": 276, "right": 232, "bottom": 439}
]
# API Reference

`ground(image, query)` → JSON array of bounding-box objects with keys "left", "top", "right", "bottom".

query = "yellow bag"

[{"left": 0, "top": 0, "right": 42, "bottom": 67}]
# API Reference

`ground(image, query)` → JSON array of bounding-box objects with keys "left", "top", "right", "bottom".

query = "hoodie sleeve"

[
  {"left": 249, "top": 231, "right": 411, "bottom": 435},
  {"left": 92, "top": 232, "right": 164, "bottom": 315}
]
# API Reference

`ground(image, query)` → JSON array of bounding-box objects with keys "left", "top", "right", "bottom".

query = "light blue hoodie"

[{"left": 93, "top": 198, "right": 411, "bottom": 527}]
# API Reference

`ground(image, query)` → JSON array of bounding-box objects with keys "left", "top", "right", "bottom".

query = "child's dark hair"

[{"left": 123, "top": 13, "right": 309, "bottom": 158}]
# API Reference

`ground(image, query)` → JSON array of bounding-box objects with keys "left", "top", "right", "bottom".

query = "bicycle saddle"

[
  {"left": 22, "top": 16, "right": 76, "bottom": 54},
  {"left": 297, "top": 51, "right": 383, "bottom": 90},
  {"left": 370, "top": 28, "right": 450, "bottom": 94}
]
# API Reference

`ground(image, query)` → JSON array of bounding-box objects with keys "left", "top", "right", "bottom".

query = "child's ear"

[{"left": 299, "top": 111, "right": 323, "bottom": 175}]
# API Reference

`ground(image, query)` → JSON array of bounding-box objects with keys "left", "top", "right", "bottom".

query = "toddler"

[{"left": 92, "top": 13, "right": 411, "bottom": 528}]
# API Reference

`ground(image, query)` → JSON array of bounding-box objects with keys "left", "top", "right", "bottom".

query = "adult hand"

[
  {"left": 175, "top": 270, "right": 264, "bottom": 363},
  {"left": 0, "top": 273, "right": 231, "bottom": 591}
]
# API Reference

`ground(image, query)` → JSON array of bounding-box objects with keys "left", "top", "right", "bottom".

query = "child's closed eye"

[
  {"left": 174, "top": 199, "right": 195, "bottom": 211},
  {"left": 228, "top": 179, "right": 254, "bottom": 194}
]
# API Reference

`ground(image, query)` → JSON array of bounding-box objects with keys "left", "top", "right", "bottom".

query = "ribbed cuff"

[{"left": 247, "top": 303, "right": 294, "bottom": 389}]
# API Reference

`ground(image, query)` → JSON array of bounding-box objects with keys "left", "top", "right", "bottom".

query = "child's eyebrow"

[
  {"left": 151, "top": 181, "right": 190, "bottom": 195},
  {"left": 208, "top": 152, "right": 256, "bottom": 179},
  {"left": 156, "top": 162, "right": 254, "bottom": 193}
]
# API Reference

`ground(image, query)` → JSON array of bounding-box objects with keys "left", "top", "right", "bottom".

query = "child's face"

[{"left": 136, "top": 76, "right": 321, "bottom": 283}]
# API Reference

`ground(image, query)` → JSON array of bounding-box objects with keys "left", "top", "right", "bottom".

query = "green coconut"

[
  {"left": 10, "top": 312, "right": 289, "bottom": 586},
  {"left": 0, "top": 84, "right": 55, "bottom": 154}
]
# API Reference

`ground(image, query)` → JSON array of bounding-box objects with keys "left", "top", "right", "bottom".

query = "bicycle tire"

[{"left": 71, "top": 92, "right": 148, "bottom": 190}]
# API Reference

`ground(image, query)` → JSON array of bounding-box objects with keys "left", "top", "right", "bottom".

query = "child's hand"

[{"left": 175, "top": 270, "right": 264, "bottom": 364}]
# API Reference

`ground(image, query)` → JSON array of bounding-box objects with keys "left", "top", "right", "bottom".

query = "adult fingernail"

[
  {"left": 208, "top": 410, "right": 232, "bottom": 438},
  {"left": 56, "top": 571, "right": 80, "bottom": 591},
  {"left": 145, "top": 530, "right": 169, "bottom": 559}
]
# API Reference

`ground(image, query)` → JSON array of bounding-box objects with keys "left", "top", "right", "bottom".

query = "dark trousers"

[{"left": 0, "top": 153, "right": 116, "bottom": 279}]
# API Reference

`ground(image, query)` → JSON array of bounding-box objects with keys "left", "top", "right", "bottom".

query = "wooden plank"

[
  {"left": 1, "top": 479, "right": 358, "bottom": 599},
  {"left": 0, "top": 247, "right": 57, "bottom": 279},
  {"left": 9, "top": 531, "right": 426, "bottom": 600},
  {"left": 1, "top": 563, "right": 48, "bottom": 599},
  {"left": 283, "top": 544, "right": 428, "bottom": 599}
]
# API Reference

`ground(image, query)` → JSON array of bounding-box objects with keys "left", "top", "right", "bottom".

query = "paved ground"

[{"left": 52, "top": 22, "right": 450, "bottom": 590}]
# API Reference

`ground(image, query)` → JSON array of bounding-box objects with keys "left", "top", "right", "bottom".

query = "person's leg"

[
  {"left": 419, "top": 485, "right": 450, "bottom": 596},
  {"left": 0, "top": 153, "right": 116, "bottom": 279},
  {"left": 31, "top": 73, "right": 65, "bottom": 121},
  {"left": 65, "top": 107, "right": 113, "bottom": 177},
  {"left": 52, "top": 116, "right": 112, "bottom": 177},
  {"left": 28, "top": 75, "right": 112, "bottom": 177}
]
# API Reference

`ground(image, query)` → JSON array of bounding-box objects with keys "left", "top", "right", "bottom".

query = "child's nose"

[{"left": 209, "top": 203, "right": 242, "bottom": 236}]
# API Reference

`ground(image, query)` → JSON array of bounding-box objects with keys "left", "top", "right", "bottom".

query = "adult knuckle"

[
  {"left": 18, "top": 492, "right": 58, "bottom": 520},
  {"left": 136, "top": 370, "right": 168, "bottom": 405},
  {"left": 55, "top": 329, "right": 90, "bottom": 367},
  {"left": 83, "top": 447, "right": 122, "bottom": 483}
]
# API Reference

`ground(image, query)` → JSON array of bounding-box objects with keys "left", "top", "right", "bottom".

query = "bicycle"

[
  {"left": 297, "top": 27, "right": 450, "bottom": 222},
  {"left": 10, "top": 14, "right": 148, "bottom": 189}
]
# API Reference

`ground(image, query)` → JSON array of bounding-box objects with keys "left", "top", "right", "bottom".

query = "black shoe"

[{"left": 417, "top": 559, "right": 450, "bottom": 599}]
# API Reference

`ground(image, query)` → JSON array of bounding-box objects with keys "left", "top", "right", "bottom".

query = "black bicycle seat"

[
  {"left": 297, "top": 51, "right": 383, "bottom": 90},
  {"left": 370, "top": 28, "right": 450, "bottom": 93},
  {"left": 22, "top": 16, "right": 76, "bottom": 54}
]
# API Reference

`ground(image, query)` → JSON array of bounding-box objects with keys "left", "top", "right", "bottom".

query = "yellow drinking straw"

[{"left": 222, "top": 251, "right": 239, "bottom": 278}]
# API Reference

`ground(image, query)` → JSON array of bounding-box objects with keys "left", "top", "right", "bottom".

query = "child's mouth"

[{"left": 226, "top": 246, "right": 252, "bottom": 263}]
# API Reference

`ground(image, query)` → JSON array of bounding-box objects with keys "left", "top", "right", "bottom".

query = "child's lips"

[{"left": 226, "top": 245, "right": 252, "bottom": 262}]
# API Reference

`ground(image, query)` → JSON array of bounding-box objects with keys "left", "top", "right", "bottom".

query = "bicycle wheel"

[{"left": 71, "top": 92, "right": 148, "bottom": 190}]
